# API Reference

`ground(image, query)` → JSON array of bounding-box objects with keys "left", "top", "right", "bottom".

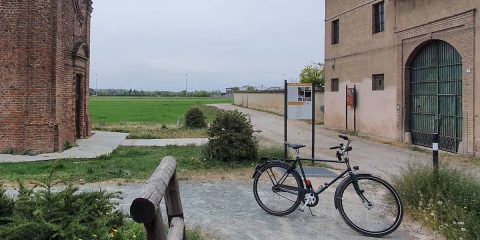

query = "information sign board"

[{"left": 287, "top": 83, "right": 313, "bottom": 120}]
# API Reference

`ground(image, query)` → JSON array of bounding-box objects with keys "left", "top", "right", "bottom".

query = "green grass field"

[
  {"left": 90, "top": 97, "right": 233, "bottom": 124},
  {"left": 89, "top": 97, "right": 233, "bottom": 139}
]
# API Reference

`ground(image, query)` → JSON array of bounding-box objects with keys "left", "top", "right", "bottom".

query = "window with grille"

[
  {"left": 373, "top": 1, "right": 385, "bottom": 33},
  {"left": 331, "top": 78, "right": 339, "bottom": 92},
  {"left": 332, "top": 19, "right": 339, "bottom": 44},
  {"left": 372, "top": 74, "right": 384, "bottom": 90}
]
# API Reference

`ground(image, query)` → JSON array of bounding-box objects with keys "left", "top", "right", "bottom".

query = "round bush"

[
  {"left": 205, "top": 110, "right": 258, "bottom": 162},
  {"left": 185, "top": 107, "right": 207, "bottom": 128}
]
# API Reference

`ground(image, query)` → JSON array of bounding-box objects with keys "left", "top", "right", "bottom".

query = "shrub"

[
  {"left": 0, "top": 176, "right": 124, "bottom": 240},
  {"left": 185, "top": 107, "right": 207, "bottom": 129},
  {"left": 394, "top": 165, "right": 480, "bottom": 240},
  {"left": 0, "top": 187, "right": 14, "bottom": 220},
  {"left": 205, "top": 110, "right": 258, "bottom": 162}
]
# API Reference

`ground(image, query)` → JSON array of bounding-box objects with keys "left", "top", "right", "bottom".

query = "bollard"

[
  {"left": 432, "top": 133, "right": 439, "bottom": 174},
  {"left": 177, "top": 117, "right": 182, "bottom": 128}
]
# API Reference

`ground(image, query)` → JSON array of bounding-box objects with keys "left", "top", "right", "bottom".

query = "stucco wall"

[
  {"left": 325, "top": 0, "right": 398, "bottom": 140},
  {"left": 234, "top": 91, "right": 325, "bottom": 122},
  {"left": 325, "top": 0, "right": 479, "bottom": 155}
]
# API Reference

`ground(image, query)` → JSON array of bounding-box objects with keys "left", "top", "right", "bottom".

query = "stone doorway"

[
  {"left": 75, "top": 74, "right": 84, "bottom": 139},
  {"left": 408, "top": 40, "right": 463, "bottom": 153}
]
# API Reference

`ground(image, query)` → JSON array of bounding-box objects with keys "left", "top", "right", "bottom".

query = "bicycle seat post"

[{"left": 294, "top": 148, "right": 300, "bottom": 159}]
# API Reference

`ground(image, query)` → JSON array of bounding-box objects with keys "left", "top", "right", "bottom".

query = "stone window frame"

[
  {"left": 331, "top": 19, "right": 340, "bottom": 45},
  {"left": 372, "top": 1, "right": 385, "bottom": 33},
  {"left": 331, "top": 78, "right": 340, "bottom": 92},
  {"left": 372, "top": 74, "right": 385, "bottom": 91}
]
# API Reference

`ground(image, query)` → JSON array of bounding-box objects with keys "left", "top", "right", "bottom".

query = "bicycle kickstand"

[{"left": 308, "top": 207, "right": 315, "bottom": 217}]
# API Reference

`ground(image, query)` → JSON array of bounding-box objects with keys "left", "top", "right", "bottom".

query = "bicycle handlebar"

[{"left": 339, "top": 135, "right": 349, "bottom": 141}]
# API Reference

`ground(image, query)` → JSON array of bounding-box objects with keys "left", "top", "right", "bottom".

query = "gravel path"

[
  {"left": 211, "top": 104, "right": 480, "bottom": 181},
  {"left": 6, "top": 181, "right": 437, "bottom": 240}
]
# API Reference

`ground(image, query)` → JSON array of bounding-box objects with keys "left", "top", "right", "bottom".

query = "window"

[
  {"left": 373, "top": 1, "right": 385, "bottom": 33},
  {"left": 332, "top": 19, "right": 339, "bottom": 44},
  {"left": 331, "top": 78, "right": 339, "bottom": 92},
  {"left": 372, "top": 74, "right": 384, "bottom": 90}
]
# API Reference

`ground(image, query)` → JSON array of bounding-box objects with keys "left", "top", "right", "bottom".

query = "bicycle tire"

[
  {"left": 335, "top": 174, "right": 403, "bottom": 237},
  {"left": 253, "top": 161, "right": 304, "bottom": 216}
]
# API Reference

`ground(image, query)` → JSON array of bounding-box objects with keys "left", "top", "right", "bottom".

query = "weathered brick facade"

[{"left": 0, "top": 0, "right": 92, "bottom": 154}]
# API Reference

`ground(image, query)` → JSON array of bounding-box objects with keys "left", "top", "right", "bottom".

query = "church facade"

[{"left": 0, "top": 0, "right": 92, "bottom": 154}]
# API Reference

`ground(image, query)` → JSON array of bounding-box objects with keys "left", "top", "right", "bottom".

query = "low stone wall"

[{"left": 234, "top": 91, "right": 325, "bottom": 122}]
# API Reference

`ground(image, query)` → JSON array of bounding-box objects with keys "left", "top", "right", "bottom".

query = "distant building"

[
  {"left": 0, "top": 1, "right": 93, "bottom": 154},
  {"left": 225, "top": 88, "right": 234, "bottom": 96},
  {"left": 324, "top": 0, "right": 480, "bottom": 155}
]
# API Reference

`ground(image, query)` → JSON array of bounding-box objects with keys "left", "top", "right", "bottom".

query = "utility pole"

[
  {"left": 95, "top": 73, "right": 99, "bottom": 96},
  {"left": 185, "top": 73, "right": 188, "bottom": 97}
]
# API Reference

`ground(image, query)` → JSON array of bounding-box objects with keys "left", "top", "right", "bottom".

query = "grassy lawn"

[
  {"left": 90, "top": 97, "right": 232, "bottom": 124},
  {"left": 0, "top": 146, "right": 283, "bottom": 184},
  {"left": 90, "top": 97, "right": 232, "bottom": 139}
]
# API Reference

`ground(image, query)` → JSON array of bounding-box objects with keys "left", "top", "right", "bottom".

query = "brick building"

[
  {"left": 0, "top": 0, "right": 92, "bottom": 154},
  {"left": 324, "top": 0, "right": 480, "bottom": 156}
]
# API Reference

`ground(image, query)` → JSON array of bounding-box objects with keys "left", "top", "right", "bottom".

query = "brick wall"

[
  {"left": 395, "top": 11, "right": 476, "bottom": 155},
  {"left": 0, "top": 0, "right": 92, "bottom": 154}
]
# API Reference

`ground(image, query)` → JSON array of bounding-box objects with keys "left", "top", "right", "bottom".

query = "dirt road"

[{"left": 212, "top": 104, "right": 479, "bottom": 181}]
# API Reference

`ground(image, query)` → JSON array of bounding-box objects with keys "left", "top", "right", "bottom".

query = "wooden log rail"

[{"left": 130, "top": 156, "right": 186, "bottom": 240}]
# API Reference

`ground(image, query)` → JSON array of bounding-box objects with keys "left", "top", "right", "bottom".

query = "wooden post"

[
  {"left": 167, "top": 217, "right": 185, "bottom": 240},
  {"left": 130, "top": 156, "right": 185, "bottom": 240},
  {"left": 143, "top": 207, "right": 167, "bottom": 240},
  {"left": 165, "top": 172, "right": 185, "bottom": 238}
]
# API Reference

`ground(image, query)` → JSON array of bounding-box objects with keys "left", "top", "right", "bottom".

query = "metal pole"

[
  {"left": 312, "top": 83, "right": 315, "bottom": 165},
  {"left": 95, "top": 73, "right": 98, "bottom": 96},
  {"left": 432, "top": 133, "right": 439, "bottom": 174},
  {"left": 354, "top": 85, "right": 357, "bottom": 132},
  {"left": 284, "top": 80, "right": 288, "bottom": 159},
  {"left": 185, "top": 74, "right": 188, "bottom": 97},
  {"left": 345, "top": 85, "right": 348, "bottom": 130}
]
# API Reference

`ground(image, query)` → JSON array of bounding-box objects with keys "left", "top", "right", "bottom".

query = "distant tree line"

[{"left": 89, "top": 88, "right": 224, "bottom": 97}]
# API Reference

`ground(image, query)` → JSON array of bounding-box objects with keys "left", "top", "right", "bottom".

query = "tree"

[{"left": 299, "top": 63, "right": 325, "bottom": 87}]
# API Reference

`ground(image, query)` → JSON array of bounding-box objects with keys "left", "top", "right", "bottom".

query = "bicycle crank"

[{"left": 299, "top": 192, "right": 319, "bottom": 212}]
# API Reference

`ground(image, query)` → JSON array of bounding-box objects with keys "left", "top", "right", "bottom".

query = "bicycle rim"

[
  {"left": 253, "top": 163, "right": 302, "bottom": 216},
  {"left": 337, "top": 176, "right": 403, "bottom": 237}
]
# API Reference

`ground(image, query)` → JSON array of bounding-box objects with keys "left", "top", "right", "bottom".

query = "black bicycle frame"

[{"left": 277, "top": 157, "right": 360, "bottom": 196}]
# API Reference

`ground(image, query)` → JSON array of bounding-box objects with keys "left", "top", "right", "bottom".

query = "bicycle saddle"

[{"left": 286, "top": 143, "right": 306, "bottom": 150}]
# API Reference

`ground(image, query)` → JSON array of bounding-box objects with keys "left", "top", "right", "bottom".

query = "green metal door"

[{"left": 410, "top": 40, "right": 463, "bottom": 153}]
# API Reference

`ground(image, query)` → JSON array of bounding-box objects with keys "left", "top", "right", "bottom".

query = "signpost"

[
  {"left": 345, "top": 85, "right": 357, "bottom": 131},
  {"left": 284, "top": 82, "right": 316, "bottom": 161}
]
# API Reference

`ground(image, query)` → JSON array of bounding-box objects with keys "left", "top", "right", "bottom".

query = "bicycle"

[{"left": 252, "top": 135, "right": 403, "bottom": 237}]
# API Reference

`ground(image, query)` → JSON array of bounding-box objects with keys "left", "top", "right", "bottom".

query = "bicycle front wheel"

[
  {"left": 253, "top": 162, "right": 303, "bottom": 216},
  {"left": 335, "top": 174, "right": 403, "bottom": 237}
]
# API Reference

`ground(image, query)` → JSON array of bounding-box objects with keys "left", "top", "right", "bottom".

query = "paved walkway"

[
  {"left": 4, "top": 181, "right": 438, "bottom": 240},
  {"left": 0, "top": 131, "right": 129, "bottom": 163},
  {"left": 121, "top": 138, "right": 208, "bottom": 147}
]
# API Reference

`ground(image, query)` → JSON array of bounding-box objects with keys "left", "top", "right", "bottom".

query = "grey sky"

[{"left": 90, "top": 0, "right": 325, "bottom": 91}]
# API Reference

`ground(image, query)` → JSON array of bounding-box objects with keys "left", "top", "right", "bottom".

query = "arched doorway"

[
  {"left": 409, "top": 40, "right": 463, "bottom": 153},
  {"left": 75, "top": 74, "right": 84, "bottom": 139}
]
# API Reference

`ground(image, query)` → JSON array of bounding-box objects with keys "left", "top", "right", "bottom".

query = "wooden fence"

[{"left": 130, "top": 156, "right": 185, "bottom": 240}]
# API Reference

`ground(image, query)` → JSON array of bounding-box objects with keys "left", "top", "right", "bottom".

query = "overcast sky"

[{"left": 90, "top": 0, "right": 325, "bottom": 91}]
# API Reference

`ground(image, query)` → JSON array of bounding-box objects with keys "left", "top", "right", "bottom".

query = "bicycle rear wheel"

[
  {"left": 335, "top": 174, "right": 403, "bottom": 237},
  {"left": 253, "top": 162, "right": 303, "bottom": 216}
]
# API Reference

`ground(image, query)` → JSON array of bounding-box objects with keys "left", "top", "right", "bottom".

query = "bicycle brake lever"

[{"left": 336, "top": 151, "right": 342, "bottom": 161}]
